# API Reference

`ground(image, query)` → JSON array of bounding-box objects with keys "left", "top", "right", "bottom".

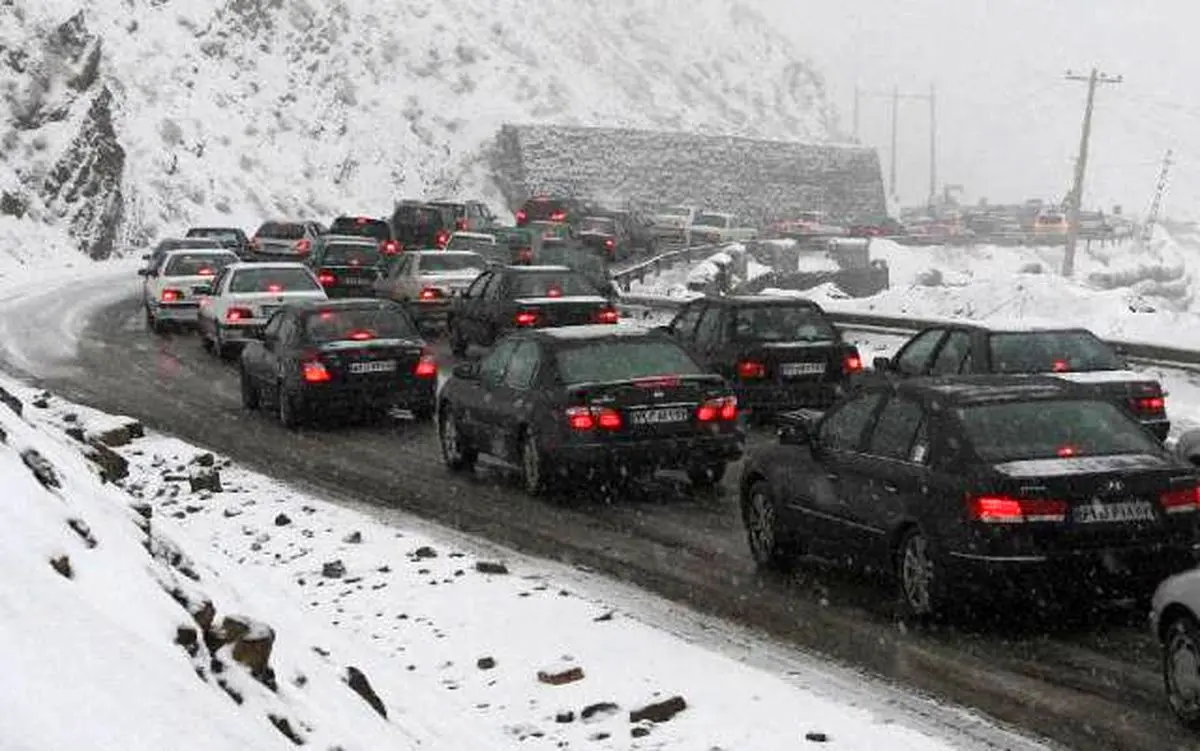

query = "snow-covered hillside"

[{"left": 0, "top": 0, "right": 835, "bottom": 261}]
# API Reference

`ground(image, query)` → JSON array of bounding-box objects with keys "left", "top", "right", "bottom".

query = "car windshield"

[
  {"left": 256, "top": 222, "right": 306, "bottom": 240},
  {"left": 732, "top": 305, "right": 837, "bottom": 342},
  {"left": 186, "top": 228, "right": 240, "bottom": 240},
  {"left": 321, "top": 243, "right": 382, "bottom": 266},
  {"left": 328, "top": 217, "right": 390, "bottom": 240},
  {"left": 420, "top": 254, "right": 484, "bottom": 273},
  {"left": 446, "top": 236, "right": 494, "bottom": 252},
  {"left": 228, "top": 267, "right": 320, "bottom": 293},
  {"left": 957, "top": 399, "right": 1162, "bottom": 463},
  {"left": 989, "top": 331, "right": 1123, "bottom": 373},
  {"left": 512, "top": 272, "right": 596, "bottom": 298},
  {"left": 164, "top": 253, "right": 236, "bottom": 276},
  {"left": 579, "top": 217, "right": 616, "bottom": 233},
  {"left": 555, "top": 339, "right": 704, "bottom": 384},
  {"left": 303, "top": 306, "right": 417, "bottom": 342},
  {"left": 694, "top": 213, "right": 728, "bottom": 227}
]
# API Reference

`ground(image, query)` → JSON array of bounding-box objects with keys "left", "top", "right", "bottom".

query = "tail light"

[
  {"left": 1051, "top": 359, "right": 1070, "bottom": 372},
  {"left": 435, "top": 230, "right": 450, "bottom": 248},
  {"left": 301, "top": 359, "right": 331, "bottom": 383},
  {"left": 226, "top": 307, "right": 253, "bottom": 321},
  {"left": 965, "top": 494, "right": 1067, "bottom": 523},
  {"left": 419, "top": 287, "right": 443, "bottom": 301},
  {"left": 1161, "top": 484, "right": 1200, "bottom": 514},
  {"left": 546, "top": 286, "right": 563, "bottom": 298},
  {"left": 604, "top": 238, "right": 615, "bottom": 250},
  {"left": 347, "top": 329, "right": 373, "bottom": 341},
  {"left": 456, "top": 218, "right": 468, "bottom": 230},
  {"left": 593, "top": 307, "right": 619, "bottom": 324},
  {"left": 160, "top": 288, "right": 183, "bottom": 302},
  {"left": 517, "top": 247, "right": 534, "bottom": 263},
  {"left": 697, "top": 396, "right": 738, "bottom": 422},
  {"left": 1132, "top": 395, "right": 1166, "bottom": 415},
  {"left": 294, "top": 238, "right": 312, "bottom": 254},
  {"left": 197, "top": 267, "right": 214, "bottom": 277},
  {"left": 355, "top": 216, "right": 370, "bottom": 224},
  {"left": 842, "top": 351, "right": 863, "bottom": 374},
  {"left": 414, "top": 350, "right": 438, "bottom": 378},
  {"left": 514, "top": 310, "right": 539, "bottom": 327},
  {"left": 566, "top": 406, "right": 622, "bottom": 431},
  {"left": 381, "top": 240, "right": 401, "bottom": 255},
  {"left": 317, "top": 269, "right": 336, "bottom": 286},
  {"left": 515, "top": 209, "right": 528, "bottom": 225},
  {"left": 550, "top": 210, "right": 566, "bottom": 222},
  {"left": 737, "top": 360, "right": 766, "bottom": 379}
]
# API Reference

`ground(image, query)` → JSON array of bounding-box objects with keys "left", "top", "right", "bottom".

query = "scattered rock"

[
  {"left": 62, "top": 413, "right": 78, "bottom": 423},
  {"left": 475, "top": 561, "right": 509, "bottom": 575},
  {"left": 346, "top": 666, "right": 387, "bottom": 719},
  {"left": 189, "top": 469, "right": 222, "bottom": 493},
  {"left": 537, "top": 665, "right": 585, "bottom": 686},
  {"left": 593, "top": 610, "right": 615, "bottom": 622},
  {"left": 342, "top": 530, "right": 362, "bottom": 544},
  {"left": 64, "top": 425, "right": 86, "bottom": 442},
  {"left": 805, "top": 731, "right": 829, "bottom": 742},
  {"left": 21, "top": 449, "right": 60, "bottom": 489},
  {"left": 185, "top": 504, "right": 204, "bottom": 514},
  {"left": 556, "top": 711, "right": 575, "bottom": 723},
  {"left": 312, "top": 646, "right": 330, "bottom": 657},
  {"left": 477, "top": 656, "right": 496, "bottom": 670},
  {"left": 581, "top": 702, "right": 619, "bottom": 721},
  {"left": 91, "top": 420, "right": 143, "bottom": 447},
  {"left": 631, "top": 726, "right": 651, "bottom": 738},
  {"left": 0, "top": 386, "right": 23, "bottom": 416},
  {"left": 50, "top": 554, "right": 73, "bottom": 579},
  {"left": 322, "top": 560, "right": 346, "bottom": 579},
  {"left": 191, "top": 452, "right": 215, "bottom": 467},
  {"left": 66, "top": 518, "right": 97, "bottom": 548},
  {"left": 274, "top": 513, "right": 292, "bottom": 526},
  {"left": 84, "top": 442, "right": 129, "bottom": 482},
  {"left": 268, "top": 714, "right": 303, "bottom": 745},
  {"left": 629, "top": 696, "right": 686, "bottom": 724},
  {"left": 412, "top": 545, "right": 437, "bottom": 559},
  {"left": 130, "top": 502, "right": 152, "bottom": 521},
  {"left": 211, "top": 615, "right": 275, "bottom": 684},
  {"left": 192, "top": 599, "right": 216, "bottom": 632},
  {"left": 223, "top": 508, "right": 242, "bottom": 518},
  {"left": 175, "top": 625, "right": 199, "bottom": 657},
  {"left": 31, "top": 397, "right": 48, "bottom": 409}
]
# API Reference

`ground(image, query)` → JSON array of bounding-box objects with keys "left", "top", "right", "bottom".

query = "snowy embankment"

[
  {"left": 626, "top": 243, "right": 772, "bottom": 299},
  {"left": 0, "top": 375, "right": 1036, "bottom": 750}
]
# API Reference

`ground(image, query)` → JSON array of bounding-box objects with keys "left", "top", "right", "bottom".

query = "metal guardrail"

[{"left": 610, "top": 243, "right": 724, "bottom": 290}]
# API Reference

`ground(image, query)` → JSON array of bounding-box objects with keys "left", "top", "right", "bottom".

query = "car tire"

[
  {"left": 449, "top": 320, "right": 468, "bottom": 357},
  {"left": 240, "top": 368, "right": 260, "bottom": 410},
  {"left": 743, "top": 480, "right": 795, "bottom": 571},
  {"left": 1164, "top": 612, "right": 1200, "bottom": 728},
  {"left": 145, "top": 307, "right": 165, "bottom": 335},
  {"left": 277, "top": 386, "right": 302, "bottom": 429},
  {"left": 896, "top": 527, "right": 947, "bottom": 620},
  {"left": 687, "top": 462, "right": 726, "bottom": 489},
  {"left": 212, "top": 324, "right": 231, "bottom": 359},
  {"left": 438, "top": 405, "right": 477, "bottom": 471},
  {"left": 519, "top": 429, "right": 553, "bottom": 497}
]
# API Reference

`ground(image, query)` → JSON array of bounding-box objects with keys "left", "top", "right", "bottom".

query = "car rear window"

[
  {"left": 733, "top": 305, "right": 837, "bottom": 342},
  {"left": 957, "top": 399, "right": 1161, "bottom": 463},
  {"left": 429, "top": 203, "right": 465, "bottom": 218},
  {"left": 321, "top": 243, "right": 382, "bottom": 266},
  {"left": 579, "top": 217, "right": 616, "bottom": 233},
  {"left": 694, "top": 213, "right": 728, "bottom": 227},
  {"left": 228, "top": 267, "right": 320, "bottom": 293},
  {"left": 158, "top": 238, "right": 222, "bottom": 251},
  {"left": 555, "top": 339, "right": 704, "bottom": 384},
  {"left": 523, "top": 200, "right": 567, "bottom": 220},
  {"left": 989, "top": 331, "right": 1123, "bottom": 373},
  {"left": 393, "top": 206, "right": 443, "bottom": 226},
  {"left": 303, "top": 305, "right": 417, "bottom": 343},
  {"left": 328, "top": 217, "right": 390, "bottom": 240},
  {"left": 186, "top": 227, "right": 241, "bottom": 240},
  {"left": 512, "top": 272, "right": 596, "bottom": 298},
  {"left": 256, "top": 222, "right": 306, "bottom": 240},
  {"left": 445, "top": 235, "right": 494, "bottom": 252},
  {"left": 420, "top": 254, "right": 484, "bottom": 273},
  {"left": 164, "top": 253, "right": 236, "bottom": 276}
]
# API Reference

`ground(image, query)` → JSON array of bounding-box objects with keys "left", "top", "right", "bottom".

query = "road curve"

[{"left": 0, "top": 276, "right": 1193, "bottom": 751}]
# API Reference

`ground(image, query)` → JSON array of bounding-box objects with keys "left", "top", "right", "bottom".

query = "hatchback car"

[
  {"left": 196, "top": 262, "right": 327, "bottom": 357},
  {"left": 308, "top": 236, "right": 390, "bottom": 298},
  {"left": 139, "top": 248, "right": 239, "bottom": 332},
  {"left": 248, "top": 220, "right": 324, "bottom": 261}
]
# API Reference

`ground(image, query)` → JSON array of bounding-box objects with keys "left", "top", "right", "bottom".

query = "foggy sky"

[{"left": 760, "top": 0, "right": 1199, "bottom": 218}]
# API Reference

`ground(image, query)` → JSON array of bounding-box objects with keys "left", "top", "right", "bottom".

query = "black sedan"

[
  {"left": 308, "top": 236, "right": 391, "bottom": 298},
  {"left": 739, "top": 374, "right": 1200, "bottom": 619},
  {"left": 437, "top": 325, "right": 744, "bottom": 496},
  {"left": 663, "top": 296, "right": 862, "bottom": 418},
  {"left": 239, "top": 298, "right": 437, "bottom": 428}
]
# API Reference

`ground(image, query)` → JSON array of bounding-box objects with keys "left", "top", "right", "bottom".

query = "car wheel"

[
  {"left": 277, "top": 386, "right": 302, "bottom": 429},
  {"left": 449, "top": 320, "right": 468, "bottom": 357},
  {"left": 744, "top": 480, "right": 794, "bottom": 571},
  {"left": 213, "top": 324, "right": 230, "bottom": 359},
  {"left": 145, "top": 307, "right": 165, "bottom": 335},
  {"left": 687, "top": 462, "right": 726, "bottom": 489},
  {"left": 438, "top": 406, "right": 477, "bottom": 471},
  {"left": 896, "top": 527, "right": 945, "bottom": 620},
  {"left": 1164, "top": 613, "right": 1200, "bottom": 728},
  {"left": 240, "top": 368, "right": 260, "bottom": 410},
  {"left": 519, "top": 430, "right": 552, "bottom": 497}
]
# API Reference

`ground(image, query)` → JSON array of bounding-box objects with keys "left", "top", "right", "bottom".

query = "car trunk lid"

[
  {"left": 566, "top": 374, "right": 732, "bottom": 438},
  {"left": 512, "top": 295, "right": 614, "bottom": 327}
]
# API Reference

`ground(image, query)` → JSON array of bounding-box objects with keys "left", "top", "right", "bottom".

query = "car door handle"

[{"left": 882, "top": 482, "right": 899, "bottom": 493}]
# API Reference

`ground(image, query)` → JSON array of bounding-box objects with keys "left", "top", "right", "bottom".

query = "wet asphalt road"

[{"left": 7, "top": 292, "right": 1199, "bottom": 751}]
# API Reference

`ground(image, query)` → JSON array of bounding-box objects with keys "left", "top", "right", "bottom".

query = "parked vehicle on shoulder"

[
  {"left": 309, "top": 236, "right": 391, "bottom": 298},
  {"left": 447, "top": 265, "right": 618, "bottom": 356},
  {"left": 196, "top": 262, "right": 327, "bottom": 358},
  {"left": 873, "top": 324, "right": 1169, "bottom": 440},
  {"left": 688, "top": 211, "right": 758, "bottom": 244},
  {"left": 139, "top": 248, "right": 239, "bottom": 333},
  {"left": 740, "top": 375, "right": 1200, "bottom": 620},
  {"left": 240, "top": 298, "right": 436, "bottom": 428},
  {"left": 390, "top": 201, "right": 452, "bottom": 250},
  {"left": 325, "top": 216, "right": 401, "bottom": 254},
  {"left": 185, "top": 227, "right": 250, "bottom": 257},
  {"left": 373, "top": 250, "right": 487, "bottom": 328},
  {"left": 248, "top": 220, "right": 324, "bottom": 261},
  {"left": 427, "top": 199, "right": 498, "bottom": 232},
  {"left": 598, "top": 208, "right": 659, "bottom": 254},
  {"left": 437, "top": 325, "right": 744, "bottom": 496}
]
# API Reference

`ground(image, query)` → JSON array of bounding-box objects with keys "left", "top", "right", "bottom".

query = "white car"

[
  {"left": 688, "top": 211, "right": 759, "bottom": 245},
  {"left": 445, "top": 231, "right": 504, "bottom": 264},
  {"left": 373, "top": 250, "right": 486, "bottom": 327},
  {"left": 197, "top": 262, "right": 327, "bottom": 358},
  {"left": 1152, "top": 568, "right": 1200, "bottom": 728},
  {"left": 138, "top": 248, "right": 240, "bottom": 333}
]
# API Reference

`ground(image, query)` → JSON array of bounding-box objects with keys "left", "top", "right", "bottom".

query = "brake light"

[
  {"left": 160, "top": 288, "right": 183, "bottom": 302},
  {"left": 566, "top": 406, "right": 622, "bottom": 431},
  {"left": 348, "top": 329, "right": 373, "bottom": 341},
  {"left": 1161, "top": 485, "right": 1200, "bottom": 514},
  {"left": 419, "top": 287, "right": 443, "bottom": 300},
  {"left": 518, "top": 247, "right": 533, "bottom": 263},
  {"left": 414, "top": 351, "right": 438, "bottom": 378},
  {"left": 318, "top": 269, "right": 336, "bottom": 286},
  {"left": 294, "top": 238, "right": 311, "bottom": 254},
  {"left": 456, "top": 218, "right": 468, "bottom": 230},
  {"left": 1051, "top": 359, "right": 1069, "bottom": 372},
  {"left": 514, "top": 310, "right": 539, "bottom": 327},
  {"left": 965, "top": 494, "right": 1067, "bottom": 523},
  {"left": 604, "top": 238, "right": 615, "bottom": 250},
  {"left": 697, "top": 396, "right": 738, "bottom": 422},
  {"left": 632, "top": 375, "right": 681, "bottom": 388},
  {"left": 546, "top": 286, "right": 563, "bottom": 298},
  {"left": 197, "top": 267, "right": 214, "bottom": 277},
  {"left": 515, "top": 209, "right": 528, "bottom": 225},
  {"left": 737, "top": 360, "right": 766, "bottom": 379},
  {"left": 550, "top": 210, "right": 566, "bottom": 222},
  {"left": 301, "top": 360, "right": 331, "bottom": 383},
  {"left": 267, "top": 283, "right": 283, "bottom": 293},
  {"left": 1132, "top": 395, "right": 1166, "bottom": 414},
  {"left": 226, "top": 307, "right": 253, "bottom": 321},
  {"left": 842, "top": 351, "right": 863, "bottom": 374},
  {"left": 355, "top": 216, "right": 369, "bottom": 224},
  {"left": 435, "top": 230, "right": 450, "bottom": 248},
  {"left": 1056, "top": 444, "right": 1077, "bottom": 457},
  {"left": 593, "top": 307, "right": 619, "bottom": 324},
  {"left": 381, "top": 240, "right": 401, "bottom": 255}
]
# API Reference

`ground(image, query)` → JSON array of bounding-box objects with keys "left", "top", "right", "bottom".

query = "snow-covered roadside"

[{"left": 1, "top": 376, "right": 1049, "bottom": 751}]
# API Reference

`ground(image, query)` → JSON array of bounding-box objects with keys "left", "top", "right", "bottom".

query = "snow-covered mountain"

[{"left": 0, "top": 0, "right": 835, "bottom": 260}]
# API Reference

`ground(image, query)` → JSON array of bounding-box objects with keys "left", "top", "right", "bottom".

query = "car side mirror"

[
  {"left": 873, "top": 356, "right": 892, "bottom": 371},
  {"left": 453, "top": 361, "right": 479, "bottom": 379}
]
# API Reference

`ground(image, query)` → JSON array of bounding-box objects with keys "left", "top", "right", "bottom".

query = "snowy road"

[{"left": 1, "top": 269, "right": 1198, "bottom": 750}]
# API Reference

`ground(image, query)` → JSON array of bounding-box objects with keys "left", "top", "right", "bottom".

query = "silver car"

[
  {"left": 248, "top": 220, "right": 324, "bottom": 261},
  {"left": 373, "top": 250, "right": 486, "bottom": 326}
]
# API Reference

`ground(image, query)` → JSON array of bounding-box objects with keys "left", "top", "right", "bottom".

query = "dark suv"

[
  {"left": 426, "top": 200, "right": 498, "bottom": 232},
  {"left": 390, "top": 201, "right": 453, "bottom": 249},
  {"left": 515, "top": 196, "right": 595, "bottom": 228},
  {"left": 326, "top": 216, "right": 401, "bottom": 253}
]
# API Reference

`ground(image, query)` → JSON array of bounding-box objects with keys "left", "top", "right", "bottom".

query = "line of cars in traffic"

[{"left": 133, "top": 215, "right": 1200, "bottom": 727}]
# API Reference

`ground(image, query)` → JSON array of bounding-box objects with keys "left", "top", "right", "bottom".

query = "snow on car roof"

[
  {"left": 321, "top": 235, "right": 379, "bottom": 245},
  {"left": 513, "top": 296, "right": 609, "bottom": 305},
  {"left": 227, "top": 261, "right": 309, "bottom": 270},
  {"left": 450, "top": 232, "right": 495, "bottom": 241},
  {"left": 514, "top": 265, "right": 572, "bottom": 272},
  {"left": 538, "top": 324, "right": 653, "bottom": 340},
  {"left": 161, "top": 247, "right": 238, "bottom": 258},
  {"left": 411, "top": 249, "right": 482, "bottom": 256}
]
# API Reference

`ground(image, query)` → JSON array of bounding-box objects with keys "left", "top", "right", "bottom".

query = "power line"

[
  {"left": 1062, "top": 68, "right": 1122, "bottom": 277},
  {"left": 1142, "top": 149, "right": 1173, "bottom": 245}
]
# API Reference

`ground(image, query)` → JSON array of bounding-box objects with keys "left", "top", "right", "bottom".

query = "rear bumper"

[
  {"left": 220, "top": 321, "right": 267, "bottom": 342},
  {"left": 321, "top": 285, "right": 376, "bottom": 298},
  {"left": 150, "top": 302, "right": 200, "bottom": 321},
  {"left": 297, "top": 380, "right": 436, "bottom": 411},
  {"left": 735, "top": 381, "right": 844, "bottom": 415},
  {"left": 549, "top": 434, "right": 743, "bottom": 471}
]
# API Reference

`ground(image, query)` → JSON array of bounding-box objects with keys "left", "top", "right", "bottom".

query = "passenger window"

[
  {"left": 465, "top": 272, "right": 492, "bottom": 298},
  {"left": 818, "top": 392, "right": 884, "bottom": 451},
  {"left": 503, "top": 341, "right": 541, "bottom": 390},
  {"left": 479, "top": 339, "right": 518, "bottom": 384},
  {"left": 670, "top": 304, "right": 705, "bottom": 341},
  {"left": 694, "top": 307, "right": 726, "bottom": 346},
  {"left": 866, "top": 397, "right": 926, "bottom": 461},
  {"left": 895, "top": 329, "right": 945, "bottom": 375},
  {"left": 929, "top": 331, "right": 972, "bottom": 376}
]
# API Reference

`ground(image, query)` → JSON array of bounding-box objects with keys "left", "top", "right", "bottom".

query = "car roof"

[
  {"left": 288, "top": 298, "right": 398, "bottom": 313},
  {"left": 188, "top": 226, "right": 242, "bottom": 232},
  {"left": 508, "top": 264, "right": 573, "bottom": 272},
  {"left": 162, "top": 247, "right": 238, "bottom": 259},
  {"left": 411, "top": 249, "right": 482, "bottom": 257},
  {"left": 450, "top": 232, "right": 494, "bottom": 241},
  {"left": 532, "top": 324, "right": 659, "bottom": 342},
  {"left": 923, "top": 322, "right": 1096, "bottom": 335},
  {"left": 320, "top": 234, "right": 380, "bottom": 245},
  {"left": 227, "top": 261, "right": 309, "bottom": 271},
  {"left": 705, "top": 295, "right": 822, "bottom": 308},
  {"left": 882, "top": 374, "right": 1083, "bottom": 407}
]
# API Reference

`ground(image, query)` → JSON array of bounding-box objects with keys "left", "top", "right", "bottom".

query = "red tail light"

[
  {"left": 604, "top": 238, "right": 615, "bottom": 250},
  {"left": 517, "top": 247, "right": 534, "bottom": 263},
  {"left": 515, "top": 209, "right": 528, "bottom": 225},
  {"left": 1051, "top": 359, "right": 1069, "bottom": 372},
  {"left": 355, "top": 216, "right": 370, "bottom": 224},
  {"left": 225, "top": 307, "right": 253, "bottom": 321},
  {"left": 1161, "top": 485, "right": 1200, "bottom": 514},
  {"left": 593, "top": 307, "right": 619, "bottom": 324},
  {"left": 546, "top": 286, "right": 563, "bottom": 298},
  {"left": 697, "top": 396, "right": 738, "bottom": 422},
  {"left": 267, "top": 283, "right": 283, "bottom": 293},
  {"left": 514, "top": 310, "right": 539, "bottom": 327},
  {"left": 317, "top": 269, "right": 336, "bottom": 286},
  {"left": 566, "top": 406, "right": 622, "bottom": 431},
  {"left": 842, "top": 351, "right": 863, "bottom": 374},
  {"left": 347, "top": 329, "right": 373, "bottom": 341},
  {"left": 419, "top": 287, "right": 443, "bottom": 300},
  {"left": 632, "top": 375, "right": 681, "bottom": 388},
  {"left": 301, "top": 359, "right": 331, "bottom": 383},
  {"left": 197, "top": 267, "right": 214, "bottom": 277},
  {"left": 414, "top": 351, "right": 438, "bottom": 378},
  {"left": 456, "top": 218, "right": 468, "bottom": 230},
  {"left": 381, "top": 240, "right": 401, "bottom": 255},
  {"left": 435, "top": 230, "right": 450, "bottom": 248},
  {"left": 550, "top": 210, "right": 566, "bottom": 222},
  {"left": 160, "top": 288, "right": 183, "bottom": 302},
  {"left": 1132, "top": 395, "right": 1166, "bottom": 415},
  {"left": 966, "top": 494, "right": 1067, "bottom": 523},
  {"left": 294, "top": 238, "right": 311, "bottom": 254},
  {"left": 737, "top": 360, "right": 766, "bottom": 379}
]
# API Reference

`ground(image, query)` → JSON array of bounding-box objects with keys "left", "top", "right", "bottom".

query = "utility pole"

[
  {"left": 854, "top": 85, "right": 937, "bottom": 207},
  {"left": 928, "top": 82, "right": 937, "bottom": 205},
  {"left": 1142, "top": 148, "right": 1173, "bottom": 246},
  {"left": 890, "top": 85, "right": 899, "bottom": 198},
  {"left": 852, "top": 84, "right": 860, "bottom": 142},
  {"left": 1062, "top": 68, "right": 1122, "bottom": 276}
]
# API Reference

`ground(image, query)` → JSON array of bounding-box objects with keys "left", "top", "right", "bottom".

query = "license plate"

[
  {"left": 348, "top": 360, "right": 396, "bottom": 374},
  {"left": 781, "top": 362, "right": 826, "bottom": 377},
  {"left": 342, "top": 277, "right": 369, "bottom": 285},
  {"left": 1073, "top": 500, "right": 1157, "bottom": 524},
  {"left": 630, "top": 407, "right": 690, "bottom": 425}
]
